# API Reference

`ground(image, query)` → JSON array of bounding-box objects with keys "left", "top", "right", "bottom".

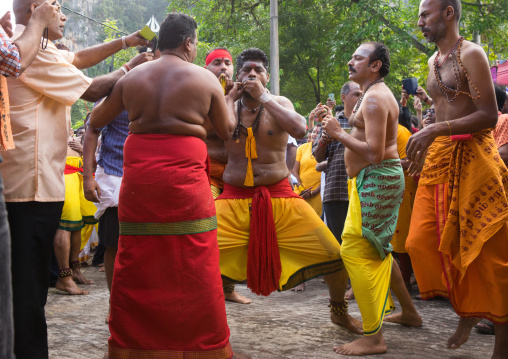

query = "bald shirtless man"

[
  {"left": 90, "top": 13, "right": 247, "bottom": 359},
  {"left": 216, "top": 48, "right": 362, "bottom": 336},
  {"left": 204, "top": 47, "right": 252, "bottom": 305},
  {"left": 321, "top": 42, "right": 421, "bottom": 356},
  {"left": 405, "top": 1, "right": 508, "bottom": 358}
]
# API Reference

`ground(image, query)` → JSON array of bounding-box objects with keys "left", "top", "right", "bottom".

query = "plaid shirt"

[
  {"left": 312, "top": 111, "right": 350, "bottom": 202},
  {"left": 0, "top": 28, "right": 21, "bottom": 78}
]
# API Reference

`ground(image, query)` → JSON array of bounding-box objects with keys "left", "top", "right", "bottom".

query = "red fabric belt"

[
  {"left": 64, "top": 164, "right": 83, "bottom": 175},
  {"left": 218, "top": 179, "right": 300, "bottom": 296}
]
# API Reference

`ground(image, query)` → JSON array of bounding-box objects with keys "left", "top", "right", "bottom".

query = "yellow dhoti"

[
  {"left": 59, "top": 157, "right": 98, "bottom": 247},
  {"left": 216, "top": 181, "right": 342, "bottom": 292},
  {"left": 341, "top": 160, "right": 404, "bottom": 335}
]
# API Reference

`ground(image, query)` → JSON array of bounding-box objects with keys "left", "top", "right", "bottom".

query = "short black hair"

[
  {"left": 158, "top": 13, "right": 197, "bottom": 51},
  {"left": 366, "top": 42, "right": 390, "bottom": 78},
  {"left": 440, "top": 0, "right": 461, "bottom": 21},
  {"left": 495, "top": 85, "right": 507, "bottom": 113},
  {"left": 236, "top": 48, "right": 269, "bottom": 73},
  {"left": 335, "top": 105, "right": 344, "bottom": 113}
]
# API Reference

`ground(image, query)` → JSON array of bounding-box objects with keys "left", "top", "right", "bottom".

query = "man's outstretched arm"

[{"left": 72, "top": 31, "right": 148, "bottom": 70}]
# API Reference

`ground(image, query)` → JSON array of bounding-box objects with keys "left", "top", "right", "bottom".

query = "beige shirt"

[{"left": 0, "top": 25, "right": 92, "bottom": 202}]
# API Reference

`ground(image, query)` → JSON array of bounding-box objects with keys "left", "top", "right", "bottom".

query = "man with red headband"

[{"left": 204, "top": 47, "right": 252, "bottom": 305}]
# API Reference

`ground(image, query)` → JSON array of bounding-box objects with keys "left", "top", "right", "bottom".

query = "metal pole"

[{"left": 270, "top": 0, "right": 280, "bottom": 95}]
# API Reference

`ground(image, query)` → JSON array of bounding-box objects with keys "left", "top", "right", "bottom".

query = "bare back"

[
  {"left": 223, "top": 97, "right": 293, "bottom": 187},
  {"left": 101, "top": 55, "right": 231, "bottom": 141},
  {"left": 345, "top": 84, "right": 399, "bottom": 178}
]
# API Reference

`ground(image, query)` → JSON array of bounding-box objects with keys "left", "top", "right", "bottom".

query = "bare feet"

[
  {"left": 334, "top": 332, "right": 387, "bottom": 356},
  {"left": 105, "top": 306, "right": 110, "bottom": 324},
  {"left": 447, "top": 317, "right": 481, "bottom": 349},
  {"left": 233, "top": 352, "right": 252, "bottom": 359},
  {"left": 98, "top": 267, "right": 105, "bottom": 272},
  {"left": 383, "top": 311, "right": 422, "bottom": 327},
  {"left": 291, "top": 283, "right": 305, "bottom": 292},
  {"left": 225, "top": 291, "right": 252, "bottom": 304},
  {"left": 345, "top": 287, "right": 355, "bottom": 300},
  {"left": 331, "top": 312, "right": 363, "bottom": 334},
  {"left": 72, "top": 268, "right": 94, "bottom": 285},
  {"left": 55, "top": 277, "right": 89, "bottom": 295}
]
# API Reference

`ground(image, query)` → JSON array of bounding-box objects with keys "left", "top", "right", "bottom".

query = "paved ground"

[{"left": 47, "top": 264, "right": 495, "bottom": 359}]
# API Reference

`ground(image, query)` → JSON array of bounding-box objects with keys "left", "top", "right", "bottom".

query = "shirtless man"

[
  {"left": 405, "top": 1, "right": 508, "bottom": 358},
  {"left": 216, "top": 48, "right": 362, "bottom": 335},
  {"left": 321, "top": 42, "right": 421, "bottom": 355},
  {"left": 90, "top": 12, "right": 246, "bottom": 359},
  {"left": 204, "top": 47, "right": 252, "bottom": 305}
]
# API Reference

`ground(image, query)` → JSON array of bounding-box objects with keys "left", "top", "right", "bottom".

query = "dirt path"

[{"left": 47, "top": 265, "right": 495, "bottom": 358}]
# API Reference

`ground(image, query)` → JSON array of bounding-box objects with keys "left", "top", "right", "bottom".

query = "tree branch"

[{"left": 378, "top": 15, "right": 433, "bottom": 56}]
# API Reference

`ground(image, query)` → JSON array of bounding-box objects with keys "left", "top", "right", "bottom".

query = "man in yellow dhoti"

[
  {"left": 321, "top": 42, "right": 421, "bottom": 355},
  {"left": 217, "top": 48, "right": 362, "bottom": 335},
  {"left": 54, "top": 137, "right": 98, "bottom": 295}
]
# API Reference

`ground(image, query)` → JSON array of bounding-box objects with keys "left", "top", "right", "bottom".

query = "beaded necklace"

[
  {"left": 240, "top": 98, "right": 262, "bottom": 113},
  {"left": 433, "top": 37, "right": 481, "bottom": 103},
  {"left": 232, "top": 99, "right": 264, "bottom": 142},
  {"left": 352, "top": 79, "right": 384, "bottom": 115}
]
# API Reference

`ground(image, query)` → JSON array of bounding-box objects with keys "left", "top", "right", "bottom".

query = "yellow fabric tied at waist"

[{"left": 244, "top": 127, "right": 258, "bottom": 187}]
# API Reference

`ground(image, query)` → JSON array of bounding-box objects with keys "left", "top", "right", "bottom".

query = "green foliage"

[{"left": 167, "top": 0, "right": 508, "bottom": 116}]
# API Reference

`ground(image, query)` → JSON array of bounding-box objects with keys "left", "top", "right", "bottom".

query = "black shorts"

[{"left": 98, "top": 207, "right": 119, "bottom": 247}]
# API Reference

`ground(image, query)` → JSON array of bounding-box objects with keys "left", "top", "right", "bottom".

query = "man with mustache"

[
  {"left": 405, "top": 0, "right": 508, "bottom": 357},
  {"left": 204, "top": 47, "right": 253, "bottom": 305},
  {"left": 0, "top": 1, "right": 151, "bottom": 357},
  {"left": 215, "top": 48, "right": 362, "bottom": 336},
  {"left": 320, "top": 42, "right": 421, "bottom": 356}
]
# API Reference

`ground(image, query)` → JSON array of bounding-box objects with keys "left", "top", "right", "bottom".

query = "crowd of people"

[{"left": 0, "top": 0, "right": 507, "bottom": 358}]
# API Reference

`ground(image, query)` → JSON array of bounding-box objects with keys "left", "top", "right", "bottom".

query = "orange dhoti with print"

[
  {"left": 406, "top": 131, "right": 508, "bottom": 324},
  {"left": 108, "top": 134, "right": 233, "bottom": 359}
]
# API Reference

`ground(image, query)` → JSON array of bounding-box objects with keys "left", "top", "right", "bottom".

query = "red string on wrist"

[{"left": 124, "top": 64, "right": 131, "bottom": 71}]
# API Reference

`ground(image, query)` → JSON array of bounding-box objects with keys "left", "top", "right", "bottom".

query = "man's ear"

[
  {"left": 370, "top": 60, "right": 382, "bottom": 74},
  {"left": 183, "top": 37, "right": 192, "bottom": 52},
  {"left": 267, "top": 73, "right": 270, "bottom": 83},
  {"left": 341, "top": 94, "right": 346, "bottom": 104},
  {"left": 444, "top": 6, "right": 455, "bottom": 21}
]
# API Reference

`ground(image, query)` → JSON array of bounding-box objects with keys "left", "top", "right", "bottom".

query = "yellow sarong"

[
  {"left": 341, "top": 160, "right": 404, "bottom": 335},
  {"left": 216, "top": 189, "right": 343, "bottom": 291},
  {"left": 59, "top": 157, "right": 98, "bottom": 240},
  {"left": 341, "top": 177, "right": 395, "bottom": 335}
]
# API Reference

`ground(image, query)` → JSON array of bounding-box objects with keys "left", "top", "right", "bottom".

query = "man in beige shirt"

[{"left": 0, "top": 1, "right": 152, "bottom": 357}]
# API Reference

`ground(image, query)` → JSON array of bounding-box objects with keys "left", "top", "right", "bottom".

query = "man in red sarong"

[{"left": 90, "top": 12, "right": 247, "bottom": 359}]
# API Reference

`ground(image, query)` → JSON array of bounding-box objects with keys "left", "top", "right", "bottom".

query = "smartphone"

[{"left": 328, "top": 93, "right": 335, "bottom": 102}]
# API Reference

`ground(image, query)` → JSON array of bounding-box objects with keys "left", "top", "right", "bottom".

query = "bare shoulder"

[
  {"left": 273, "top": 95, "right": 295, "bottom": 110},
  {"left": 460, "top": 40, "right": 488, "bottom": 65},
  {"left": 428, "top": 52, "right": 437, "bottom": 68}
]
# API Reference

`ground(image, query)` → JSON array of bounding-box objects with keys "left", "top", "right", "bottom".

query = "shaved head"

[
  {"left": 440, "top": 0, "right": 461, "bottom": 21},
  {"left": 14, "top": 0, "right": 44, "bottom": 25}
]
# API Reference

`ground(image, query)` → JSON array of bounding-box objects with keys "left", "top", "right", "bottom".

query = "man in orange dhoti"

[
  {"left": 91, "top": 13, "right": 248, "bottom": 359},
  {"left": 406, "top": 1, "right": 508, "bottom": 357}
]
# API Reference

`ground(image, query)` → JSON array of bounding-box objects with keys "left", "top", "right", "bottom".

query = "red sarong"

[
  {"left": 218, "top": 179, "right": 299, "bottom": 296},
  {"left": 109, "top": 134, "right": 232, "bottom": 359}
]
